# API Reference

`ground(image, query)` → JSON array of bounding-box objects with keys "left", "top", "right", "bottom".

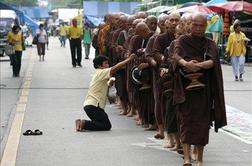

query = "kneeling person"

[{"left": 76, "top": 55, "right": 136, "bottom": 131}]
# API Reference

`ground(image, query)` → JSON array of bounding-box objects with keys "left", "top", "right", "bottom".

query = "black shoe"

[
  {"left": 239, "top": 74, "right": 243, "bottom": 81},
  {"left": 78, "top": 64, "right": 82, "bottom": 67},
  {"left": 85, "top": 57, "right": 89, "bottom": 59},
  {"left": 73, "top": 64, "right": 76, "bottom": 68},
  {"left": 235, "top": 76, "right": 238, "bottom": 81}
]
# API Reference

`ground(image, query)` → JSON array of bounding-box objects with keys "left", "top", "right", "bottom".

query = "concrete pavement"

[{"left": 0, "top": 37, "right": 251, "bottom": 166}]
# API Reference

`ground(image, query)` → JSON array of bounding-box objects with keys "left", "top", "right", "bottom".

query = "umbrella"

[
  {"left": 172, "top": 4, "right": 215, "bottom": 14},
  {"left": 205, "top": 0, "right": 227, "bottom": 6},
  {"left": 180, "top": 2, "right": 200, "bottom": 8},
  {"left": 146, "top": 6, "right": 174, "bottom": 15},
  {"left": 208, "top": 1, "right": 252, "bottom": 12},
  {"left": 207, "top": 15, "right": 224, "bottom": 32}
]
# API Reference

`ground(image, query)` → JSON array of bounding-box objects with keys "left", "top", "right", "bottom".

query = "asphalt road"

[{"left": 0, "top": 37, "right": 251, "bottom": 166}]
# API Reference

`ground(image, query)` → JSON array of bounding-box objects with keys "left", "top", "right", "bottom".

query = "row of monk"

[{"left": 95, "top": 11, "right": 227, "bottom": 166}]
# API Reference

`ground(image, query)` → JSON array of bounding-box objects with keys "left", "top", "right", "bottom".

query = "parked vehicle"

[{"left": 0, "top": 10, "right": 18, "bottom": 56}]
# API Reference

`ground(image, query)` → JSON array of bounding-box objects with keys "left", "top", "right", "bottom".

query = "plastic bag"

[
  {"left": 108, "top": 85, "right": 117, "bottom": 99},
  {"left": 107, "top": 77, "right": 117, "bottom": 104}
]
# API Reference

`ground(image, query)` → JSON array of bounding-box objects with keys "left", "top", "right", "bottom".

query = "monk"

[
  {"left": 138, "top": 14, "right": 167, "bottom": 129},
  {"left": 172, "top": 13, "right": 227, "bottom": 166},
  {"left": 127, "top": 22, "right": 152, "bottom": 125},
  {"left": 125, "top": 18, "right": 144, "bottom": 117},
  {"left": 152, "top": 13, "right": 180, "bottom": 139},
  {"left": 113, "top": 15, "right": 130, "bottom": 115},
  {"left": 98, "top": 14, "right": 111, "bottom": 56},
  {"left": 135, "top": 15, "right": 158, "bottom": 128}
]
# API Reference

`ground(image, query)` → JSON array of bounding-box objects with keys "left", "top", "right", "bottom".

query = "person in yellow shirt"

[
  {"left": 59, "top": 22, "right": 68, "bottom": 47},
  {"left": 226, "top": 23, "right": 248, "bottom": 81},
  {"left": 75, "top": 54, "right": 136, "bottom": 131},
  {"left": 7, "top": 25, "right": 24, "bottom": 77},
  {"left": 68, "top": 19, "right": 83, "bottom": 67}
]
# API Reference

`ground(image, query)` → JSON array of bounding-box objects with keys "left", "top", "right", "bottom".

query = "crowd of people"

[{"left": 75, "top": 11, "right": 231, "bottom": 166}]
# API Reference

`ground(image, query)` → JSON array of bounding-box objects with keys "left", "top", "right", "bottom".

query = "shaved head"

[
  {"left": 136, "top": 11, "right": 147, "bottom": 19},
  {"left": 146, "top": 15, "right": 158, "bottom": 32},
  {"left": 166, "top": 13, "right": 180, "bottom": 33},
  {"left": 190, "top": 13, "right": 207, "bottom": 37},
  {"left": 135, "top": 22, "right": 151, "bottom": 39},
  {"left": 191, "top": 13, "right": 207, "bottom": 24},
  {"left": 158, "top": 14, "right": 170, "bottom": 33}
]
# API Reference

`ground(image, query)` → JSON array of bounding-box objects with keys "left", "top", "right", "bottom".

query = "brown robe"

[
  {"left": 161, "top": 40, "right": 178, "bottom": 134},
  {"left": 98, "top": 24, "right": 110, "bottom": 55},
  {"left": 107, "top": 30, "right": 115, "bottom": 66},
  {"left": 144, "top": 35, "right": 158, "bottom": 125},
  {"left": 172, "top": 34, "right": 227, "bottom": 145},
  {"left": 114, "top": 30, "right": 129, "bottom": 103},
  {"left": 128, "top": 35, "right": 149, "bottom": 118},
  {"left": 125, "top": 34, "right": 135, "bottom": 106},
  {"left": 152, "top": 32, "right": 175, "bottom": 125}
]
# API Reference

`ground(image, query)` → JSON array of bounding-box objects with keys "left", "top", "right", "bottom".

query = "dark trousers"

[
  {"left": 37, "top": 43, "right": 45, "bottom": 56},
  {"left": 84, "top": 105, "right": 112, "bottom": 131},
  {"left": 12, "top": 51, "right": 22, "bottom": 76},
  {"left": 70, "top": 38, "right": 82, "bottom": 66}
]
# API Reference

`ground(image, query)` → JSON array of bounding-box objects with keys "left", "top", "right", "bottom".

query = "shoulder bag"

[{"left": 5, "top": 43, "right": 15, "bottom": 55}]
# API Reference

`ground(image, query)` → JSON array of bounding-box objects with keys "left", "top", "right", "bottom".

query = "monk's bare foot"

[
  {"left": 144, "top": 124, "right": 157, "bottom": 131},
  {"left": 133, "top": 115, "right": 139, "bottom": 120},
  {"left": 196, "top": 161, "right": 203, "bottom": 166},
  {"left": 127, "top": 112, "right": 134, "bottom": 117},
  {"left": 163, "top": 143, "right": 175, "bottom": 149},
  {"left": 119, "top": 111, "right": 127, "bottom": 115},
  {"left": 136, "top": 120, "right": 142, "bottom": 126},
  {"left": 191, "top": 152, "right": 197, "bottom": 161},
  {"left": 154, "top": 133, "right": 165, "bottom": 139},
  {"left": 75, "top": 119, "right": 81, "bottom": 131},
  {"left": 170, "top": 145, "right": 180, "bottom": 151}
]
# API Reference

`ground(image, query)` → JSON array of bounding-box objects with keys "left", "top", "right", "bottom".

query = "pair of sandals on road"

[{"left": 23, "top": 129, "right": 43, "bottom": 136}]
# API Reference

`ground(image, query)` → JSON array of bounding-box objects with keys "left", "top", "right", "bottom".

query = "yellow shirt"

[
  {"left": 59, "top": 25, "right": 68, "bottom": 36},
  {"left": 84, "top": 68, "right": 111, "bottom": 109},
  {"left": 7, "top": 31, "right": 23, "bottom": 51},
  {"left": 68, "top": 26, "right": 83, "bottom": 39},
  {"left": 226, "top": 32, "right": 247, "bottom": 56}
]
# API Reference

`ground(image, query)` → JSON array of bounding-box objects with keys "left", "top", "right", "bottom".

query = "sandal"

[
  {"left": 23, "top": 129, "right": 33, "bottom": 136},
  {"left": 183, "top": 163, "right": 192, "bottom": 166},
  {"left": 33, "top": 129, "right": 43, "bottom": 135}
]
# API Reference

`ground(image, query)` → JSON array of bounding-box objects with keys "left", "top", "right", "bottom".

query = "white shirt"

[{"left": 36, "top": 29, "right": 47, "bottom": 43}]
